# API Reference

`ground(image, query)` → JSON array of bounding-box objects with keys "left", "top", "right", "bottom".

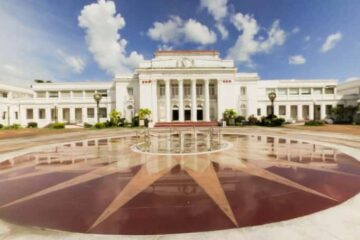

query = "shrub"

[
  {"left": 138, "top": 108, "right": 152, "bottom": 120},
  {"left": 258, "top": 115, "right": 285, "bottom": 127},
  {"left": 7, "top": 124, "right": 21, "bottom": 129},
  {"left": 0, "top": 124, "right": 3, "bottom": 129},
  {"left": 304, "top": 120, "right": 325, "bottom": 126},
  {"left": 94, "top": 122, "right": 105, "bottom": 129},
  {"left": 83, "top": 122, "right": 93, "bottom": 128},
  {"left": 132, "top": 116, "right": 139, "bottom": 127},
  {"left": 52, "top": 122, "right": 65, "bottom": 129},
  {"left": 247, "top": 115, "right": 259, "bottom": 125},
  {"left": 27, "top": 122, "right": 38, "bottom": 128},
  {"left": 235, "top": 115, "right": 245, "bottom": 124},
  {"left": 109, "top": 109, "right": 122, "bottom": 127}
]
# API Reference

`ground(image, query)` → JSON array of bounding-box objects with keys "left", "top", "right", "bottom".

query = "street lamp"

[
  {"left": 268, "top": 92, "right": 277, "bottom": 117},
  {"left": 93, "top": 93, "right": 102, "bottom": 123}
]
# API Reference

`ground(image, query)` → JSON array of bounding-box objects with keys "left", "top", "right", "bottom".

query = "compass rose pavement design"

[{"left": 0, "top": 134, "right": 360, "bottom": 235}]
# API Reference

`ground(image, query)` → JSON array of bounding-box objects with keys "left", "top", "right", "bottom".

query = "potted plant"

[
  {"left": 138, "top": 108, "right": 152, "bottom": 127},
  {"left": 223, "top": 109, "right": 237, "bottom": 126}
]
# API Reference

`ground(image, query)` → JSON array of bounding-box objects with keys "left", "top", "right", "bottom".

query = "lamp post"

[
  {"left": 93, "top": 93, "right": 102, "bottom": 123},
  {"left": 268, "top": 92, "right": 277, "bottom": 117}
]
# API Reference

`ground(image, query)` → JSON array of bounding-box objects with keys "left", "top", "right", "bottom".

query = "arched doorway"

[
  {"left": 184, "top": 105, "right": 191, "bottom": 121},
  {"left": 197, "top": 104, "right": 203, "bottom": 121},
  {"left": 172, "top": 105, "right": 179, "bottom": 121}
]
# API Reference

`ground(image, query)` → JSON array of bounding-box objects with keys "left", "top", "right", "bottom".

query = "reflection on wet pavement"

[{"left": 0, "top": 134, "right": 360, "bottom": 235}]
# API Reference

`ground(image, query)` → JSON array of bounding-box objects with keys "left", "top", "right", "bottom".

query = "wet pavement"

[{"left": 0, "top": 133, "right": 360, "bottom": 235}]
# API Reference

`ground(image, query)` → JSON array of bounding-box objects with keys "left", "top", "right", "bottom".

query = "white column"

[
  {"left": 82, "top": 107, "right": 87, "bottom": 123},
  {"left": 274, "top": 104, "right": 279, "bottom": 116},
  {"left": 286, "top": 105, "right": 291, "bottom": 120},
  {"left": 151, "top": 79, "right": 158, "bottom": 123},
  {"left": 178, "top": 79, "right": 184, "bottom": 121},
  {"left": 320, "top": 104, "right": 326, "bottom": 120},
  {"left": 309, "top": 104, "right": 314, "bottom": 120},
  {"left": 204, "top": 79, "right": 210, "bottom": 121},
  {"left": 70, "top": 107, "right": 76, "bottom": 123},
  {"left": 297, "top": 105, "right": 303, "bottom": 121},
  {"left": 191, "top": 79, "right": 197, "bottom": 121},
  {"left": 165, "top": 79, "right": 171, "bottom": 122}
]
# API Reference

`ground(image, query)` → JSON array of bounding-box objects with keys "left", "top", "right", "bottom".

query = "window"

[
  {"left": 279, "top": 105, "right": 286, "bottom": 115},
  {"left": 240, "top": 87, "right": 246, "bottom": 96},
  {"left": 278, "top": 88, "right": 287, "bottom": 95},
  {"left": 209, "top": 84, "right": 216, "bottom": 97},
  {"left": 61, "top": 91, "right": 71, "bottom": 98},
  {"left": 266, "top": 105, "right": 272, "bottom": 115},
  {"left": 39, "top": 109, "right": 46, "bottom": 119},
  {"left": 257, "top": 108, "right": 261, "bottom": 116},
  {"left": 49, "top": 91, "right": 59, "bottom": 98},
  {"left": 196, "top": 85, "right": 203, "bottom": 96},
  {"left": 184, "top": 85, "right": 191, "bottom": 97},
  {"left": 87, "top": 108, "right": 95, "bottom": 118},
  {"left": 51, "top": 108, "right": 56, "bottom": 121},
  {"left": 15, "top": 112, "right": 18, "bottom": 120},
  {"left": 37, "top": 91, "right": 46, "bottom": 98},
  {"left": 26, "top": 109, "right": 33, "bottom": 120},
  {"left": 85, "top": 91, "right": 95, "bottom": 98},
  {"left": 159, "top": 85, "right": 165, "bottom": 97},
  {"left": 73, "top": 91, "right": 83, "bottom": 98},
  {"left": 98, "top": 90, "right": 108, "bottom": 97},
  {"left": 127, "top": 87, "right": 134, "bottom": 96},
  {"left": 172, "top": 85, "right": 178, "bottom": 97},
  {"left": 289, "top": 88, "right": 299, "bottom": 95},
  {"left": 2, "top": 112, "right": 6, "bottom": 120},
  {"left": 325, "top": 87, "right": 335, "bottom": 94},
  {"left": 313, "top": 88, "right": 322, "bottom": 94},
  {"left": 326, "top": 105, "right": 333, "bottom": 116},
  {"left": 1, "top": 92, "right": 8, "bottom": 98},
  {"left": 301, "top": 88, "right": 311, "bottom": 95},
  {"left": 266, "top": 88, "right": 276, "bottom": 95},
  {"left": 99, "top": 108, "right": 107, "bottom": 118}
]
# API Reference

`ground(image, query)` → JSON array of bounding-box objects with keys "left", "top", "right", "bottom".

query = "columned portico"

[
  {"left": 204, "top": 79, "right": 210, "bottom": 121},
  {"left": 191, "top": 79, "right": 197, "bottom": 121}
]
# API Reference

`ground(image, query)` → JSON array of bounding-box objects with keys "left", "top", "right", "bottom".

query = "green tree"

[
  {"left": 109, "top": 109, "right": 121, "bottom": 126},
  {"left": 138, "top": 108, "right": 152, "bottom": 120}
]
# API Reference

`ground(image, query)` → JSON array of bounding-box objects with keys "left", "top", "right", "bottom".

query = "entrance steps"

[{"left": 154, "top": 121, "right": 218, "bottom": 128}]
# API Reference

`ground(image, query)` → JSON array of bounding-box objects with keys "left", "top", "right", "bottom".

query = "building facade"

[{"left": 1, "top": 50, "right": 360, "bottom": 127}]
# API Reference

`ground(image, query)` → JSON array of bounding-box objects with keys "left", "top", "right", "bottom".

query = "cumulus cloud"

[
  {"left": 227, "top": 13, "right": 286, "bottom": 65},
  {"left": 304, "top": 35, "right": 311, "bottom": 42},
  {"left": 57, "top": 50, "right": 86, "bottom": 74},
  {"left": 289, "top": 55, "right": 306, "bottom": 65},
  {"left": 147, "top": 16, "right": 217, "bottom": 45},
  {"left": 78, "top": 0, "right": 144, "bottom": 75},
  {"left": 200, "top": 0, "right": 229, "bottom": 39},
  {"left": 320, "top": 32, "right": 342, "bottom": 53}
]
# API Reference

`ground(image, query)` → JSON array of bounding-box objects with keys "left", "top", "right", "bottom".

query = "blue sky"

[{"left": 0, "top": 0, "right": 359, "bottom": 86}]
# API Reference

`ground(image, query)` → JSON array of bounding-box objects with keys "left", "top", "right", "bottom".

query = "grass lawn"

[
  {"left": 0, "top": 128, "right": 86, "bottom": 139},
  {"left": 284, "top": 124, "right": 360, "bottom": 136}
]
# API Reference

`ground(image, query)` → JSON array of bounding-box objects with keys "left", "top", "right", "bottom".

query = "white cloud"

[
  {"left": 227, "top": 13, "right": 286, "bottom": 65},
  {"left": 147, "top": 16, "right": 216, "bottom": 45},
  {"left": 320, "top": 32, "right": 343, "bottom": 53},
  {"left": 304, "top": 35, "right": 311, "bottom": 42},
  {"left": 78, "top": 0, "right": 144, "bottom": 75},
  {"left": 292, "top": 27, "right": 300, "bottom": 34},
  {"left": 57, "top": 50, "right": 86, "bottom": 74},
  {"left": 200, "top": 0, "right": 228, "bottom": 22},
  {"left": 289, "top": 55, "right": 306, "bottom": 65},
  {"left": 200, "top": 0, "right": 229, "bottom": 39},
  {"left": 345, "top": 77, "right": 360, "bottom": 82}
]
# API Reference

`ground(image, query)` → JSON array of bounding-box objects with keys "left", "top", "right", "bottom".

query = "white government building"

[{"left": 0, "top": 50, "right": 359, "bottom": 127}]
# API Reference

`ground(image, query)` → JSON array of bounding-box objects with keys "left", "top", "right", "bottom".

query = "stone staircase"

[{"left": 154, "top": 121, "right": 218, "bottom": 128}]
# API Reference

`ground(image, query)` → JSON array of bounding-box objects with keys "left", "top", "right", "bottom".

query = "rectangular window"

[
  {"left": 196, "top": 85, "right": 203, "bottom": 96},
  {"left": 51, "top": 108, "right": 56, "bottom": 121},
  {"left": 172, "top": 85, "right": 178, "bottom": 97},
  {"left": 49, "top": 91, "right": 59, "bottom": 98},
  {"left": 266, "top": 105, "right": 272, "bottom": 115},
  {"left": 73, "top": 91, "right": 83, "bottom": 98},
  {"left": 1, "top": 92, "right": 8, "bottom": 98},
  {"left": 325, "top": 87, "right": 335, "bottom": 94},
  {"left": 289, "top": 88, "right": 299, "bottom": 95},
  {"left": 240, "top": 87, "right": 246, "bottom": 96},
  {"left": 313, "top": 88, "right": 322, "bottom": 94},
  {"left": 209, "top": 84, "right": 216, "bottom": 97},
  {"left": 326, "top": 105, "right": 333, "bottom": 116},
  {"left": 97, "top": 90, "right": 108, "bottom": 97},
  {"left": 278, "top": 88, "right": 287, "bottom": 95},
  {"left": 159, "top": 85, "right": 165, "bottom": 97},
  {"left": 15, "top": 111, "right": 18, "bottom": 120},
  {"left": 184, "top": 85, "right": 191, "bottom": 97},
  {"left": 85, "top": 91, "right": 95, "bottom": 98},
  {"left": 279, "top": 105, "right": 286, "bottom": 115},
  {"left": 257, "top": 108, "right": 261, "bottom": 116},
  {"left": 61, "top": 91, "right": 71, "bottom": 98},
  {"left": 99, "top": 108, "right": 107, "bottom": 118},
  {"left": 266, "top": 88, "right": 276, "bottom": 95},
  {"left": 87, "top": 108, "right": 95, "bottom": 118},
  {"left": 37, "top": 91, "right": 46, "bottom": 98},
  {"left": 301, "top": 88, "right": 311, "bottom": 95},
  {"left": 127, "top": 87, "right": 134, "bottom": 96},
  {"left": 2, "top": 112, "right": 6, "bottom": 120},
  {"left": 39, "top": 109, "right": 46, "bottom": 119},
  {"left": 26, "top": 109, "right": 33, "bottom": 120}
]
